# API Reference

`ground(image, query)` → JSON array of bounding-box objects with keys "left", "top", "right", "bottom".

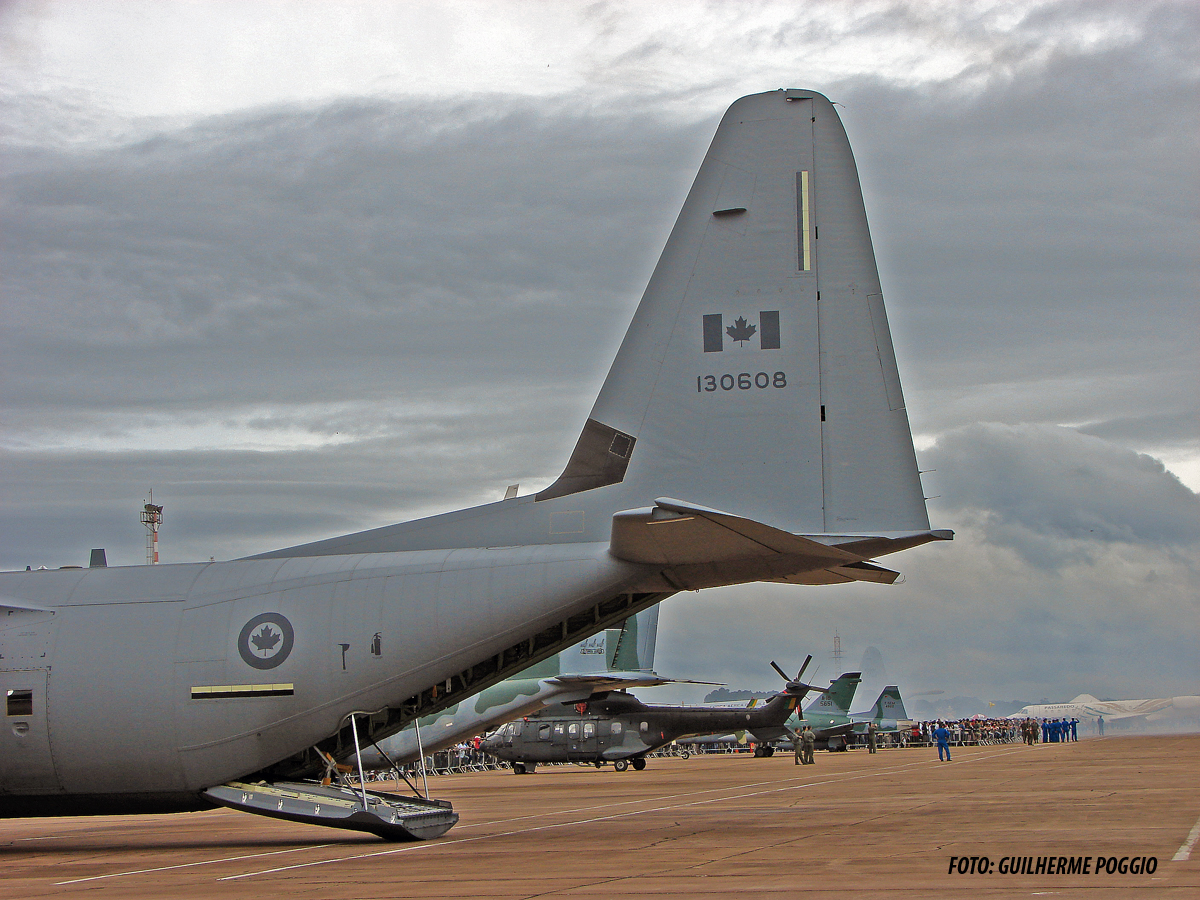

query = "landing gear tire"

[
  {"left": 632, "top": 758, "right": 646, "bottom": 771},
  {"left": 594, "top": 761, "right": 603, "bottom": 769},
  {"left": 614, "top": 760, "right": 629, "bottom": 772},
  {"left": 680, "top": 750, "right": 690, "bottom": 760},
  {"left": 512, "top": 762, "right": 526, "bottom": 774}
]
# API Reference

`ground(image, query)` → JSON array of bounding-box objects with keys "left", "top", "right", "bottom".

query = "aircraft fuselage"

[{"left": 0, "top": 544, "right": 649, "bottom": 814}]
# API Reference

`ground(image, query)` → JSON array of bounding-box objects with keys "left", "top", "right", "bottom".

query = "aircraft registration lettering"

[{"left": 697, "top": 372, "right": 787, "bottom": 392}]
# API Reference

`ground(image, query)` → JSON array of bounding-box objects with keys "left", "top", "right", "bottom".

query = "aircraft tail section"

[
  {"left": 809, "top": 671, "right": 861, "bottom": 717},
  {"left": 255, "top": 89, "right": 942, "bottom": 561},
  {"left": 608, "top": 604, "right": 660, "bottom": 672},
  {"left": 530, "top": 604, "right": 660, "bottom": 677},
  {"left": 540, "top": 88, "right": 928, "bottom": 535},
  {"left": 862, "top": 685, "right": 906, "bottom": 722}
]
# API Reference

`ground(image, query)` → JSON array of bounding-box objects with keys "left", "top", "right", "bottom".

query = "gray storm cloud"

[{"left": 1, "top": 0, "right": 1196, "bottom": 705}]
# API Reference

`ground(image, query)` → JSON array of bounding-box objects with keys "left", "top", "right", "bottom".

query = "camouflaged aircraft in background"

[
  {"left": 850, "top": 685, "right": 911, "bottom": 736},
  {"left": 358, "top": 608, "right": 669, "bottom": 769},
  {"left": 680, "top": 669, "right": 862, "bottom": 754},
  {"left": 481, "top": 658, "right": 827, "bottom": 773},
  {"left": 1, "top": 89, "right": 950, "bottom": 840}
]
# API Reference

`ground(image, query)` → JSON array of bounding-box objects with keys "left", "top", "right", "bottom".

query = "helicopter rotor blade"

[
  {"left": 770, "top": 661, "right": 790, "bottom": 682},
  {"left": 795, "top": 654, "right": 813, "bottom": 682}
]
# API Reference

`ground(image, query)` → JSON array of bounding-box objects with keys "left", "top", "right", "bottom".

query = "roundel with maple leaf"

[{"left": 238, "top": 612, "right": 295, "bottom": 670}]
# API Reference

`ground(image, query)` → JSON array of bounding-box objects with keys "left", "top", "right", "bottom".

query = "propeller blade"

[
  {"left": 795, "top": 654, "right": 813, "bottom": 681},
  {"left": 770, "top": 661, "right": 790, "bottom": 682}
]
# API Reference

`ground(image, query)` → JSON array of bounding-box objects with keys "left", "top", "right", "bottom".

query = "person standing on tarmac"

[
  {"left": 934, "top": 722, "right": 951, "bottom": 761},
  {"left": 867, "top": 721, "right": 878, "bottom": 754},
  {"left": 799, "top": 726, "right": 816, "bottom": 765}
]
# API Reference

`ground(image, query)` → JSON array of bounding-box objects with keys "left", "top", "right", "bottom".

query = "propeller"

[{"left": 769, "top": 654, "right": 828, "bottom": 697}]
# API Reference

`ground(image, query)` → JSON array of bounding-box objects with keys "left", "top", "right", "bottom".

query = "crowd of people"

[
  {"left": 909, "top": 718, "right": 1021, "bottom": 746},
  {"left": 906, "top": 717, "right": 1085, "bottom": 747}
]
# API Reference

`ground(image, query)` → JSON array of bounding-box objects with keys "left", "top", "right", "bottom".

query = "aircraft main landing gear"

[
  {"left": 614, "top": 760, "right": 629, "bottom": 772},
  {"left": 631, "top": 758, "right": 646, "bottom": 771}
]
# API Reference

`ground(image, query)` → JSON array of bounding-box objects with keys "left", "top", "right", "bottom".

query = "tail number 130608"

[{"left": 697, "top": 372, "right": 787, "bottom": 392}]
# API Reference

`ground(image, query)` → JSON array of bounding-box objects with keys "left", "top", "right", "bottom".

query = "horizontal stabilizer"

[
  {"left": 610, "top": 498, "right": 859, "bottom": 567},
  {"left": 609, "top": 498, "right": 944, "bottom": 587}
]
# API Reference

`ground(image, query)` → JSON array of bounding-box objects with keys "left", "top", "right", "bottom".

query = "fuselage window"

[
  {"left": 567, "top": 723, "right": 579, "bottom": 737},
  {"left": 583, "top": 722, "right": 595, "bottom": 738},
  {"left": 611, "top": 721, "right": 623, "bottom": 735},
  {"left": 538, "top": 724, "right": 552, "bottom": 741},
  {"left": 6, "top": 689, "right": 33, "bottom": 717},
  {"left": 640, "top": 721, "right": 649, "bottom": 732},
  {"left": 553, "top": 723, "right": 565, "bottom": 736}
]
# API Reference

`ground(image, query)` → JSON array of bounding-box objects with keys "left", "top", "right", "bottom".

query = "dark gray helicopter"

[{"left": 481, "top": 657, "right": 825, "bottom": 773}]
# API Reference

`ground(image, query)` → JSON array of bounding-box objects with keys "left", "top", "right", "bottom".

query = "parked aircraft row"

[
  {"left": 1017, "top": 694, "right": 1200, "bottom": 724},
  {"left": 1, "top": 89, "right": 948, "bottom": 840},
  {"left": 482, "top": 656, "right": 829, "bottom": 772},
  {"left": 678, "top": 673, "right": 911, "bottom": 756}
]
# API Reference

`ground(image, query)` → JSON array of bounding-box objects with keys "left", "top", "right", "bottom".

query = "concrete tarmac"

[{"left": 3, "top": 734, "right": 1198, "bottom": 898}]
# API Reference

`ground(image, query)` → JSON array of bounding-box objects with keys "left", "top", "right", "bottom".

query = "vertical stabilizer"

[
  {"left": 540, "top": 88, "right": 929, "bottom": 535},
  {"left": 808, "top": 671, "right": 862, "bottom": 716},
  {"left": 608, "top": 605, "right": 660, "bottom": 672},
  {"left": 863, "top": 685, "right": 907, "bottom": 722},
  {"left": 257, "top": 89, "right": 939, "bottom": 560}
]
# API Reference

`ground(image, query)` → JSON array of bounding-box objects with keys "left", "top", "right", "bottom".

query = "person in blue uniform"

[
  {"left": 1070, "top": 718, "right": 1078, "bottom": 741},
  {"left": 934, "top": 722, "right": 951, "bottom": 761}
]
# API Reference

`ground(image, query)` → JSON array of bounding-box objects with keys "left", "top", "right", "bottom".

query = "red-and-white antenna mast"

[{"left": 141, "top": 490, "right": 164, "bottom": 565}]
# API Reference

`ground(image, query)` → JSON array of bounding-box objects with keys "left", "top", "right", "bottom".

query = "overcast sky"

[{"left": 2, "top": 0, "right": 1196, "bottom": 706}]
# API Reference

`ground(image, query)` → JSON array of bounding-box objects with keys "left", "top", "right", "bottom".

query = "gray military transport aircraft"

[{"left": 0, "top": 88, "right": 949, "bottom": 841}]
